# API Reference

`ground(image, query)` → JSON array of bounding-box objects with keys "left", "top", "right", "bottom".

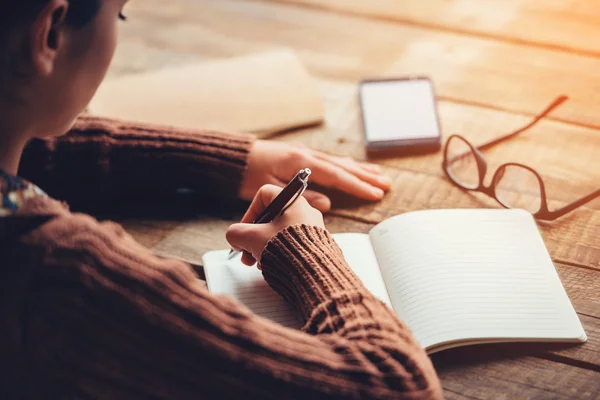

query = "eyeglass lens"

[
  {"left": 445, "top": 136, "right": 480, "bottom": 189},
  {"left": 493, "top": 165, "right": 543, "bottom": 214},
  {"left": 446, "top": 136, "right": 545, "bottom": 214}
]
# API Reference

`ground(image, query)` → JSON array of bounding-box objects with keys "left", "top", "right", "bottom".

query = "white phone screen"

[{"left": 360, "top": 79, "right": 440, "bottom": 143}]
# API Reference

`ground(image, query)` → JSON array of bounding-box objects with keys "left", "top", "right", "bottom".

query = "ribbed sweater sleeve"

[
  {"left": 10, "top": 215, "right": 442, "bottom": 399},
  {"left": 18, "top": 115, "right": 254, "bottom": 209}
]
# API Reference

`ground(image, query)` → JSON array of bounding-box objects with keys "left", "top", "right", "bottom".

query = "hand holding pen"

[{"left": 226, "top": 169, "right": 326, "bottom": 266}]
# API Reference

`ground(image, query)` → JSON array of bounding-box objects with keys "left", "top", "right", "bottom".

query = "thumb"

[
  {"left": 226, "top": 223, "right": 255, "bottom": 252},
  {"left": 226, "top": 223, "right": 266, "bottom": 265}
]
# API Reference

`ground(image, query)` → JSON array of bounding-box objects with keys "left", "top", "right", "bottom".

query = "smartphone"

[{"left": 359, "top": 77, "right": 442, "bottom": 156}]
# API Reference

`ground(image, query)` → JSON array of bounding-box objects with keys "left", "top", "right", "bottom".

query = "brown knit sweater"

[{"left": 0, "top": 115, "right": 442, "bottom": 399}]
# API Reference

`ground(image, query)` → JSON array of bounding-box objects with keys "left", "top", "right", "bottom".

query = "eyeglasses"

[{"left": 442, "top": 96, "right": 600, "bottom": 221}]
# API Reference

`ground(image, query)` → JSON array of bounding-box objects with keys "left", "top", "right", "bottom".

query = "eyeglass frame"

[{"left": 442, "top": 95, "right": 600, "bottom": 221}]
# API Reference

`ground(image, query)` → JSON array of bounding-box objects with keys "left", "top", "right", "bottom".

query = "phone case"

[{"left": 359, "top": 76, "right": 442, "bottom": 157}]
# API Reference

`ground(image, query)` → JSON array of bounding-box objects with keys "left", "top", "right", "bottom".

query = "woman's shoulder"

[
  {"left": 4, "top": 206, "right": 152, "bottom": 266},
  {"left": 0, "top": 167, "right": 125, "bottom": 246},
  {"left": 0, "top": 169, "right": 70, "bottom": 232},
  {"left": 0, "top": 180, "right": 157, "bottom": 276}
]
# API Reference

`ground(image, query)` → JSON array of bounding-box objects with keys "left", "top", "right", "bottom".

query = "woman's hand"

[
  {"left": 227, "top": 184, "right": 325, "bottom": 266},
  {"left": 240, "top": 140, "right": 391, "bottom": 212}
]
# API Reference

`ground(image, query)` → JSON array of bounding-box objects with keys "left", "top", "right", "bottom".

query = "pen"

[{"left": 227, "top": 168, "right": 311, "bottom": 259}]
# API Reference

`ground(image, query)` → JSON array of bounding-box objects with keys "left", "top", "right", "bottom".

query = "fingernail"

[{"left": 371, "top": 187, "right": 385, "bottom": 198}]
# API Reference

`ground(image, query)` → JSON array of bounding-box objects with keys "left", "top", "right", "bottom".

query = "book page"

[
  {"left": 203, "top": 233, "right": 392, "bottom": 328},
  {"left": 333, "top": 233, "right": 393, "bottom": 308},
  {"left": 204, "top": 250, "right": 303, "bottom": 329},
  {"left": 369, "top": 209, "right": 586, "bottom": 351}
]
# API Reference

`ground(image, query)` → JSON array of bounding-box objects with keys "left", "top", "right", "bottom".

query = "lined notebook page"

[
  {"left": 369, "top": 209, "right": 586, "bottom": 351},
  {"left": 204, "top": 250, "right": 302, "bottom": 328},
  {"left": 203, "top": 233, "right": 392, "bottom": 328},
  {"left": 333, "top": 233, "right": 393, "bottom": 309}
]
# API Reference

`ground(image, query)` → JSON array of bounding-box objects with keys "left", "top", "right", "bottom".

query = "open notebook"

[{"left": 203, "top": 209, "right": 587, "bottom": 354}]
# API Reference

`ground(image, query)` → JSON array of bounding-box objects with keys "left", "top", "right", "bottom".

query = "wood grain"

[
  {"left": 121, "top": 0, "right": 600, "bottom": 128},
  {"left": 285, "top": 80, "right": 600, "bottom": 204},
  {"left": 325, "top": 168, "right": 599, "bottom": 268},
  {"left": 148, "top": 214, "right": 600, "bottom": 369},
  {"left": 436, "top": 356, "right": 600, "bottom": 399},
  {"left": 114, "top": 0, "right": 600, "bottom": 268},
  {"left": 151, "top": 215, "right": 372, "bottom": 265},
  {"left": 269, "top": 82, "right": 600, "bottom": 267},
  {"left": 266, "top": 0, "right": 600, "bottom": 57},
  {"left": 542, "top": 263, "right": 600, "bottom": 368},
  {"left": 120, "top": 219, "right": 182, "bottom": 248},
  {"left": 111, "top": 0, "right": 600, "bottom": 396}
]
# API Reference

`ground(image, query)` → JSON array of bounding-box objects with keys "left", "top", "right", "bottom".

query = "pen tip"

[{"left": 227, "top": 249, "right": 238, "bottom": 260}]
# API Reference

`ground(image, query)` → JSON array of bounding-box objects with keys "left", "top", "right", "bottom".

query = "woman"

[{"left": 0, "top": 0, "right": 442, "bottom": 398}]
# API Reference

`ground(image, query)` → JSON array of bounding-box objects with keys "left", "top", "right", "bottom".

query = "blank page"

[
  {"left": 369, "top": 209, "right": 586, "bottom": 351},
  {"left": 203, "top": 233, "right": 391, "bottom": 328}
]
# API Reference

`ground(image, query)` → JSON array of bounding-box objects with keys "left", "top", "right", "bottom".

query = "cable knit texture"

[
  {"left": 0, "top": 116, "right": 442, "bottom": 399},
  {"left": 19, "top": 114, "right": 254, "bottom": 209}
]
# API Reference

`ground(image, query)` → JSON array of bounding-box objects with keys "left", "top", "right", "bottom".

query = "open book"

[{"left": 203, "top": 209, "right": 587, "bottom": 354}]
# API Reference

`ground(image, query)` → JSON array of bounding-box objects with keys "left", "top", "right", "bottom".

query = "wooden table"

[{"left": 111, "top": 1, "right": 600, "bottom": 398}]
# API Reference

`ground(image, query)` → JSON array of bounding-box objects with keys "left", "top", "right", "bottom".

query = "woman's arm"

[
  {"left": 18, "top": 214, "right": 441, "bottom": 399},
  {"left": 19, "top": 114, "right": 254, "bottom": 210},
  {"left": 20, "top": 115, "right": 393, "bottom": 215}
]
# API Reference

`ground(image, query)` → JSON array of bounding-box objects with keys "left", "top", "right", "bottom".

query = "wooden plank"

[
  {"left": 135, "top": 217, "right": 600, "bottom": 399},
  {"left": 436, "top": 262, "right": 600, "bottom": 391},
  {"left": 119, "top": 219, "right": 182, "bottom": 248},
  {"left": 108, "top": 1, "right": 600, "bottom": 397},
  {"left": 112, "top": 1, "right": 600, "bottom": 269},
  {"left": 281, "top": 80, "right": 600, "bottom": 209},
  {"left": 270, "top": 82, "right": 600, "bottom": 267},
  {"left": 558, "top": 264, "right": 600, "bottom": 318},
  {"left": 267, "top": 0, "right": 600, "bottom": 57},
  {"left": 545, "top": 313, "right": 599, "bottom": 370},
  {"left": 120, "top": 215, "right": 600, "bottom": 393},
  {"left": 150, "top": 212, "right": 600, "bottom": 393},
  {"left": 547, "top": 264, "right": 600, "bottom": 368},
  {"left": 120, "top": 0, "right": 600, "bottom": 129},
  {"left": 321, "top": 166, "right": 600, "bottom": 268},
  {"left": 114, "top": 0, "right": 600, "bottom": 210},
  {"left": 435, "top": 355, "right": 600, "bottom": 399},
  {"left": 151, "top": 214, "right": 371, "bottom": 265},
  {"left": 146, "top": 210, "right": 600, "bottom": 365}
]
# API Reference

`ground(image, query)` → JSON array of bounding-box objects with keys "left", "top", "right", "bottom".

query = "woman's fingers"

[
  {"left": 360, "top": 162, "right": 382, "bottom": 173},
  {"left": 240, "top": 184, "right": 283, "bottom": 224},
  {"left": 265, "top": 176, "right": 332, "bottom": 213},
  {"left": 241, "top": 251, "right": 256, "bottom": 266},
  {"left": 307, "top": 158, "right": 386, "bottom": 201},
  {"left": 226, "top": 223, "right": 262, "bottom": 265},
  {"left": 310, "top": 151, "right": 391, "bottom": 190}
]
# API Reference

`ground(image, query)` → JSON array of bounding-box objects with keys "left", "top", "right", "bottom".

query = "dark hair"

[
  {"left": 0, "top": 0, "right": 101, "bottom": 97},
  {"left": 65, "top": 0, "right": 101, "bottom": 28},
  {"left": 1, "top": 0, "right": 101, "bottom": 33}
]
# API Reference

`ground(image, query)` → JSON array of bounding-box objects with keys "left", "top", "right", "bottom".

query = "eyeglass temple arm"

[
  {"left": 545, "top": 188, "right": 600, "bottom": 219},
  {"left": 476, "top": 95, "right": 569, "bottom": 152}
]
